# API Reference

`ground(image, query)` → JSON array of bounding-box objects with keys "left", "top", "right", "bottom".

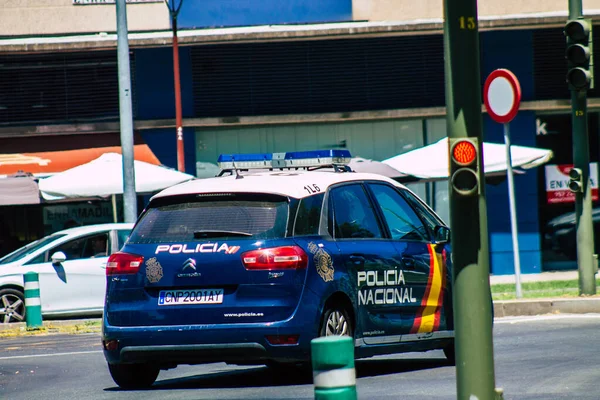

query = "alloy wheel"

[
  {"left": 0, "top": 292, "right": 25, "bottom": 323},
  {"left": 325, "top": 310, "right": 349, "bottom": 336}
]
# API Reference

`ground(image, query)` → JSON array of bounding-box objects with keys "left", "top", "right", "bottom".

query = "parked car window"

[
  {"left": 330, "top": 184, "right": 382, "bottom": 239},
  {"left": 48, "top": 233, "right": 109, "bottom": 261},
  {"left": 85, "top": 233, "right": 109, "bottom": 258},
  {"left": 369, "top": 183, "right": 428, "bottom": 241},
  {"left": 0, "top": 234, "right": 67, "bottom": 265},
  {"left": 294, "top": 193, "right": 325, "bottom": 236},
  {"left": 26, "top": 253, "right": 47, "bottom": 265}
]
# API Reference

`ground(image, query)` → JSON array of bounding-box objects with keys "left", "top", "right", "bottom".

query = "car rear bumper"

[
  {"left": 118, "top": 342, "right": 269, "bottom": 365},
  {"left": 102, "top": 318, "right": 315, "bottom": 366},
  {"left": 102, "top": 287, "right": 322, "bottom": 366}
]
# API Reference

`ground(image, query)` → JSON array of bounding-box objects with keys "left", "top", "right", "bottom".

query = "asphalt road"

[{"left": 1, "top": 314, "right": 599, "bottom": 400}]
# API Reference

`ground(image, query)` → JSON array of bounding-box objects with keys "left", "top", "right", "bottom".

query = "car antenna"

[{"left": 232, "top": 160, "right": 243, "bottom": 179}]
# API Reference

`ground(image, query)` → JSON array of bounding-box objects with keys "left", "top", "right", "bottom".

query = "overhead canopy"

[
  {"left": 0, "top": 144, "right": 160, "bottom": 177},
  {"left": 38, "top": 153, "right": 195, "bottom": 200},
  {"left": 348, "top": 157, "right": 407, "bottom": 179},
  {"left": 383, "top": 137, "right": 553, "bottom": 182},
  {"left": 0, "top": 177, "right": 40, "bottom": 205}
]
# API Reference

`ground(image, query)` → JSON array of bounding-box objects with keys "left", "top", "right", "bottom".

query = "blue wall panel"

[
  {"left": 141, "top": 128, "right": 197, "bottom": 175},
  {"left": 481, "top": 29, "right": 541, "bottom": 275},
  {"left": 178, "top": 0, "right": 352, "bottom": 29},
  {"left": 135, "top": 47, "right": 194, "bottom": 119},
  {"left": 135, "top": 47, "right": 196, "bottom": 173},
  {"left": 480, "top": 29, "right": 534, "bottom": 101}
]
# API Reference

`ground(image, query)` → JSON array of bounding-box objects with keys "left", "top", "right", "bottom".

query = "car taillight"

[
  {"left": 241, "top": 246, "right": 308, "bottom": 270},
  {"left": 106, "top": 252, "right": 144, "bottom": 275}
]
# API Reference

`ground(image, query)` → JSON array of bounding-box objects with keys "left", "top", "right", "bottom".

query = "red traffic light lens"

[{"left": 452, "top": 141, "right": 477, "bottom": 165}]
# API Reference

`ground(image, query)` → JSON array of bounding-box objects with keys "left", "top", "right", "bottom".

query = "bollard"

[
  {"left": 24, "top": 272, "right": 43, "bottom": 329},
  {"left": 311, "top": 336, "right": 357, "bottom": 400}
]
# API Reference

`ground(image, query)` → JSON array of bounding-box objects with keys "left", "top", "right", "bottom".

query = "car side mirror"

[
  {"left": 51, "top": 251, "right": 67, "bottom": 265},
  {"left": 434, "top": 226, "right": 451, "bottom": 244}
]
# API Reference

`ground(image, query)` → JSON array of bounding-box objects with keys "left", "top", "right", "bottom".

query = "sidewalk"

[
  {"left": 489, "top": 270, "right": 583, "bottom": 285},
  {"left": 491, "top": 269, "right": 600, "bottom": 317}
]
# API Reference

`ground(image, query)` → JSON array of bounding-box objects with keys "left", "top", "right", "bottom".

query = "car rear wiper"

[{"left": 193, "top": 230, "right": 253, "bottom": 239}]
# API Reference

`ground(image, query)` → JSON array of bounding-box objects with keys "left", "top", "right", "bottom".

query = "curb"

[
  {"left": 493, "top": 297, "right": 600, "bottom": 317},
  {"left": 0, "top": 318, "right": 101, "bottom": 336}
]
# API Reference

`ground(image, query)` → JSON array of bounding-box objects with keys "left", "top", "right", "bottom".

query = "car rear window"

[{"left": 128, "top": 194, "right": 289, "bottom": 243}]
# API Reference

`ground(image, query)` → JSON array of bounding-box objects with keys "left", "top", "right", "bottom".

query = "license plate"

[{"left": 158, "top": 289, "right": 224, "bottom": 306}]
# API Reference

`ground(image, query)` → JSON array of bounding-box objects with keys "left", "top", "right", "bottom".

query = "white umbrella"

[
  {"left": 348, "top": 157, "right": 407, "bottom": 179},
  {"left": 38, "top": 152, "right": 195, "bottom": 200},
  {"left": 383, "top": 137, "right": 553, "bottom": 181}
]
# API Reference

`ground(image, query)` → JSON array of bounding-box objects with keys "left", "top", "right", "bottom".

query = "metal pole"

[
  {"left": 568, "top": 0, "right": 597, "bottom": 295},
  {"left": 116, "top": 0, "right": 137, "bottom": 223},
  {"left": 443, "top": 1, "right": 498, "bottom": 399},
  {"left": 503, "top": 123, "right": 523, "bottom": 298},
  {"left": 166, "top": 0, "right": 185, "bottom": 173},
  {"left": 571, "top": 90, "right": 596, "bottom": 294}
]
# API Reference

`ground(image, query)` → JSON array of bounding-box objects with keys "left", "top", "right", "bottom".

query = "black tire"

[
  {"left": 319, "top": 304, "right": 353, "bottom": 338},
  {"left": 443, "top": 340, "right": 456, "bottom": 365},
  {"left": 0, "top": 288, "right": 26, "bottom": 323},
  {"left": 108, "top": 363, "right": 160, "bottom": 389}
]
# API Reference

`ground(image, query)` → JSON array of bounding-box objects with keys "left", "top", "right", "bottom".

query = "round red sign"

[{"left": 483, "top": 69, "right": 522, "bottom": 124}]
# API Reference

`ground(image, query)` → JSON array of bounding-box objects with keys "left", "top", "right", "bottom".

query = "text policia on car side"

[{"left": 101, "top": 149, "right": 455, "bottom": 390}]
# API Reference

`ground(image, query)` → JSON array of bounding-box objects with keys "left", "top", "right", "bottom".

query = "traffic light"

[
  {"left": 565, "top": 19, "right": 594, "bottom": 91},
  {"left": 568, "top": 167, "right": 583, "bottom": 193},
  {"left": 449, "top": 138, "right": 480, "bottom": 196}
]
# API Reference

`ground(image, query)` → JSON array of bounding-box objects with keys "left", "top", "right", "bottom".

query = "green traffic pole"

[
  {"left": 24, "top": 271, "right": 43, "bottom": 329},
  {"left": 568, "top": 0, "right": 597, "bottom": 296},
  {"left": 311, "top": 336, "right": 356, "bottom": 400},
  {"left": 443, "top": 1, "right": 498, "bottom": 399}
]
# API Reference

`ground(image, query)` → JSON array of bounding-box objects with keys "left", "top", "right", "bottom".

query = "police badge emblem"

[
  {"left": 308, "top": 242, "right": 334, "bottom": 282},
  {"left": 145, "top": 257, "right": 163, "bottom": 283}
]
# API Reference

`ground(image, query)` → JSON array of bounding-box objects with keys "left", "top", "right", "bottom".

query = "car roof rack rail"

[{"left": 216, "top": 149, "right": 354, "bottom": 177}]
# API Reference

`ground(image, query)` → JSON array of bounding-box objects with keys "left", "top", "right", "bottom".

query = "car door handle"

[
  {"left": 100, "top": 263, "right": 107, "bottom": 269},
  {"left": 402, "top": 256, "right": 416, "bottom": 269},
  {"left": 349, "top": 255, "right": 365, "bottom": 266}
]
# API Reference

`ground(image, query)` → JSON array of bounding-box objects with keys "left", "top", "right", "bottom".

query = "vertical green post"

[
  {"left": 24, "top": 272, "right": 43, "bottom": 329},
  {"left": 443, "top": 1, "right": 498, "bottom": 400},
  {"left": 311, "top": 336, "right": 356, "bottom": 400},
  {"left": 567, "top": 1, "right": 597, "bottom": 296}
]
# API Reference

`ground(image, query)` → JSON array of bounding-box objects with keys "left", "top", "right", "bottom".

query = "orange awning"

[{"left": 0, "top": 144, "right": 161, "bottom": 176}]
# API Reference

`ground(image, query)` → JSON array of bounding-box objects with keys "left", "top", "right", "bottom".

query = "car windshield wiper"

[{"left": 193, "top": 230, "right": 253, "bottom": 239}]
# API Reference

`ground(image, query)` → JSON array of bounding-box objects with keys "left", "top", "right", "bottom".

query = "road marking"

[
  {"left": 0, "top": 350, "right": 102, "bottom": 360},
  {"left": 496, "top": 314, "right": 600, "bottom": 324}
]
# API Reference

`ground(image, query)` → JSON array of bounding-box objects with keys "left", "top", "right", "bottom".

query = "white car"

[{"left": 0, "top": 223, "right": 133, "bottom": 323}]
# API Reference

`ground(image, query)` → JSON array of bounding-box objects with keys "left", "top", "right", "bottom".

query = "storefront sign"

[
  {"left": 545, "top": 163, "right": 599, "bottom": 204},
  {"left": 43, "top": 203, "right": 113, "bottom": 233}
]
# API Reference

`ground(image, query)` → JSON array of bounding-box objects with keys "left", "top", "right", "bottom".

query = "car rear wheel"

[
  {"left": 0, "top": 288, "right": 26, "bottom": 323},
  {"left": 108, "top": 363, "right": 160, "bottom": 389},
  {"left": 319, "top": 305, "right": 353, "bottom": 338}
]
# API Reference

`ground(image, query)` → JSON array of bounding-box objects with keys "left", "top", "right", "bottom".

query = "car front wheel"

[
  {"left": 108, "top": 363, "right": 160, "bottom": 389},
  {"left": 0, "top": 288, "right": 26, "bottom": 323}
]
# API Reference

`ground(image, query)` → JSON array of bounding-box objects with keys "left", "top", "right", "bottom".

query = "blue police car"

[{"left": 102, "top": 150, "right": 454, "bottom": 389}]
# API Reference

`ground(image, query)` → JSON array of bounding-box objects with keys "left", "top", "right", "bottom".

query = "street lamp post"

[{"left": 165, "top": 0, "right": 185, "bottom": 172}]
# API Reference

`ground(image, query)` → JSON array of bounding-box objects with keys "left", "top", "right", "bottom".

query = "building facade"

[{"left": 2, "top": 0, "right": 600, "bottom": 274}]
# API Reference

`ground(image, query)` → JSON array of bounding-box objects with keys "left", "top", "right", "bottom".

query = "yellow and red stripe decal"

[{"left": 410, "top": 244, "right": 447, "bottom": 334}]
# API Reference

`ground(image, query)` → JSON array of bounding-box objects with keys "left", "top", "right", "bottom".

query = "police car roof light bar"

[{"left": 217, "top": 149, "right": 353, "bottom": 172}]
